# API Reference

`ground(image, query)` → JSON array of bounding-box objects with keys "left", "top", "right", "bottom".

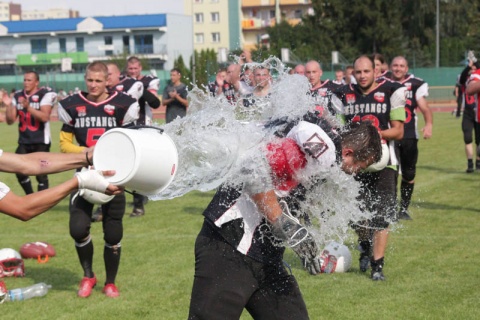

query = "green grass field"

[{"left": 1, "top": 113, "right": 479, "bottom": 319}]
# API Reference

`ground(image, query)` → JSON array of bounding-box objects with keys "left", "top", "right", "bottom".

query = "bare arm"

[
  {"left": 381, "top": 120, "right": 404, "bottom": 141},
  {"left": 466, "top": 81, "right": 480, "bottom": 95},
  {"left": 0, "top": 151, "right": 92, "bottom": 175},
  {"left": 4, "top": 94, "right": 16, "bottom": 125},
  {"left": 251, "top": 190, "right": 282, "bottom": 223},
  {"left": 417, "top": 97, "right": 433, "bottom": 139},
  {"left": 0, "top": 171, "right": 122, "bottom": 221},
  {"left": 25, "top": 102, "right": 52, "bottom": 123}
]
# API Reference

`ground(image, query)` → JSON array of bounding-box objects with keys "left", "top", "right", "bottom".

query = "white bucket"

[{"left": 93, "top": 127, "right": 178, "bottom": 196}]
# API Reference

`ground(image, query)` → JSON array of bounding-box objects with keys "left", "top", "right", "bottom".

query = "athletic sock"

[
  {"left": 75, "top": 236, "right": 94, "bottom": 278},
  {"left": 20, "top": 178, "right": 34, "bottom": 195},
  {"left": 400, "top": 180, "right": 414, "bottom": 212},
  {"left": 104, "top": 243, "right": 121, "bottom": 284}
]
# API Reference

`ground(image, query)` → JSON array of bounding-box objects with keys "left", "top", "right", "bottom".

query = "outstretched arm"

[
  {"left": 0, "top": 170, "right": 122, "bottom": 221},
  {"left": 0, "top": 151, "right": 91, "bottom": 176}
]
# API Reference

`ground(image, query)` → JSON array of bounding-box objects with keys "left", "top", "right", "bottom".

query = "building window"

[
  {"left": 195, "top": 13, "right": 203, "bottom": 23},
  {"left": 134, "top": 34, "right": 153, "bottom": 54},
  {"left": 123, "top": 35, "right": 130, "bottom": 54},
  {"left": 294, "top": 9, "right": 302, "bottom": 19},
  {"left": 76, "top": 37, "right": 84, "bottom": 52},
  {"left": 31, "top": 39, "right": 47, "bottom": 54},
  {"left": 59, "top": 38, "right": 66, "bottom": 53},
  {"left": 194, "top": 0, "right": 203, "bottom": 3},
  {"left": 211, "top": 12, "right": 219, "bottom": 23},
  {"left": 195, "top": 33, "right": 204, "bottom": 44},
  {"left": 104, "top": 35, "right": 113, "bottom": 56},
  {"left": 212, "top": 32, "right": 220, "bottom": 43}
]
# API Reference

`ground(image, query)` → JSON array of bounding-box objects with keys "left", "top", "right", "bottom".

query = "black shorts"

[
  {"left": 354, "top": 168, "right": 399, "bottom": 229},
  {"left": 188, "top": 221, "right": 309, "bottom": 320},
  {"left": 462, "top": 108, "right": 480, "bottom": 145}
]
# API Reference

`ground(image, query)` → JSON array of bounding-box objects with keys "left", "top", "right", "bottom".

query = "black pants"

[{"left": 188, "top": 221, "right": 309, "bottom": 320}]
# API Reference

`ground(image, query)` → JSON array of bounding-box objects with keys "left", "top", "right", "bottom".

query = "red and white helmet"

[
  {"left": 0, "top": 248, "right": 25, "bottom": 278},
  {"left": 319, "top": 241, "right": 352, "bottom": 273}
]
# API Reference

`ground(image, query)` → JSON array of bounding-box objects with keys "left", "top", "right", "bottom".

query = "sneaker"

[
  {"left": 129, "top": 208, "right": 145, "bottom": 218},
  {"left": 371, "top": 270, "right": 385, "bottom": 281},
  {"left": 102, "top": 283, "right": 120, "bottom": 298},
  {"left": 91, "top": 207, "right": 103, "bottom": 222},
  {"left": 78, "top": 275, "right": 97, "bottom": 298},
  {"left": 398, "top": 209, "right": 412, "bottom": 220}
]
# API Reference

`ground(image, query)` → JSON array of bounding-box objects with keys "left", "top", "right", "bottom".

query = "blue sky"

[{"left": 17, "top": 0, "right": 184, "bottom": 17}]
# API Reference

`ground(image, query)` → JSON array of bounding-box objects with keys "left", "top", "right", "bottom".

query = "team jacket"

[
  {"left": 308, "top": 80, "right": 342, "bottom": 116},
  {"left": 334, "top": 80, "right": 406, "bottom": 167},
  {"left": 12, "top": 87, "right": 57, "bottom": 145},
  {"left": 203, "top": 121, "right": 337, "bottom": 264},
  {"left": 386, "top": 74, "right": 429, "bottom": 139},
  {"left": 57, "top": 91, "right": 139, "bottom": 148}
]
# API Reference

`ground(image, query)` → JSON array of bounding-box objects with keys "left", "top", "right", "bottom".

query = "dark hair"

[
  {"left": 171, "top": 68, "right": 181, "bottom": 74},
  {"left": 127, "top": 56, "right": 141, "bottom": 64},
  {"left": 340, "top": 121, "right": 382, "bottom": 164},
  {"left": 25, "top": 70, "right": 40, "bottom": 81}
]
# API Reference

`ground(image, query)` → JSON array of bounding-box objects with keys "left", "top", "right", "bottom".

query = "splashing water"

[{"left": 151, "top": 56, "right": 374, "bottom": 246}]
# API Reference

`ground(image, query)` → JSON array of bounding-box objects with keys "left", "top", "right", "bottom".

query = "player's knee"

[{"left": 402, "top": 170, "right": 416, "bottom": 182}]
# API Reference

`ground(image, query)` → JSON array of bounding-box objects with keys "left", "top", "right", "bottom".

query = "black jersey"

[
  {"left": 308, "top": 80, "right": 341, "bottom": 116},
  {"left": 12, "top": 87, "right": 57, "bottom": 145},
  {"left": 111, "top": 77, "right": 144, "bottom": 101},
  {"left": 203, "top": 184, "right": 284, "bottom": 264},
  {"left": 57, "top": 91, "right": 139, "bottom": 147},
  {"left": 334, "top": 80, "right": 406, "bottom": 166},
  {"left": 387, "top": 74, "right": 429, "bottom": 139},
  {"left": 221, "top": 82, "right": 237, "bottom": 105},
  {"left": 137, "top": 75, "right": 160, "bottom": 125}
]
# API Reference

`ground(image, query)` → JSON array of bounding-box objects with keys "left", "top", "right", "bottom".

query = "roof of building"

[{"left": 0, "top": 14, "right": 167, "bottom": 34}]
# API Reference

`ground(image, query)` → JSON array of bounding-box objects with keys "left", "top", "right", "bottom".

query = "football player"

[
  {"left": 5, "top": 71, "right": 57, "bottom": 194},
  {"left": 58, "top": 61, "right": 139, "bottom": 298}
]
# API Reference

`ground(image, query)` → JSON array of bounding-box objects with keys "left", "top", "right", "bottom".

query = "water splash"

[{"left": 152, "top": 56, "right": 375, "bottom": 245}]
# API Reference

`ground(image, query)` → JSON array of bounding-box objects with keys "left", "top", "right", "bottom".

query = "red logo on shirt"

[
  {"left": 104, "top": 104, "right": 115, "bottom": 116},
  {"left": 374, "top": 92, "right": 385, "bottom": 103},
  {"left": 32, "top": 95, "right": 39, "bottom": 102},
  {"left": 76, "top": 106, "right": 86, "bottom": 117},
  {"left": 116, "top": 85, "right": 124, "bottom": 92},
  {"left": 346, "top": 94, "right": 356, "bottom": 104}
]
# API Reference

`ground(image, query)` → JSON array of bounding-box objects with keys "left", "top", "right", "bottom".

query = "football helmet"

[
  {"left": 0, "top": 248, "right": 25, "bottom": 278},
  {"left": 319, "top": 241, "right": 352, "bottom": 273}
]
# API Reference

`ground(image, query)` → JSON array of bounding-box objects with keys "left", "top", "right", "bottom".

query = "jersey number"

[
  {"left": 351, "top": 114, "right": 380, "bottom": 129},
  {"left": 18, "top": 110, "right": 39, "bottom": 132},
  {"left": 86, "top": 128, "right": 106, "bottom": 147}
]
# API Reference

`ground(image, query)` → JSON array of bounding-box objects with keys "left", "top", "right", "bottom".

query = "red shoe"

[
  {"left": 102, "top": 283, "right": 120, "bottom": 298},
  {"left": 78, "top": 275, "right": 97, "bottom": 298}
]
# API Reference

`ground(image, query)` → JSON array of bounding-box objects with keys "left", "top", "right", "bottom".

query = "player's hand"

[
  {"left": 422, "top": 124, "right": 432, "bottom": 139},
  {"left": 75, "top": 169, "right": 122, "bottom": 195}
]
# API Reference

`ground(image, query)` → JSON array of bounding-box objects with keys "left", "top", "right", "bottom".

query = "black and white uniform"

[
  {"left": 188, "top": 121, "right": 337, "bottom": 320},
  {"left": 58, "top": 91, "right": 139, "bottom": 246},
  {"left": 136, "top": 75, "right": 159, "bottom": 125},
  {"left": 388, "top": 74, "right": 428, "bottom": 182},
  {"left": 308, "top": 80, "right": 342, "bottom": 115},
  {"left": 334, "top": 80, "right": 406, "bottom": 228},
  {"left": 12, "top": 87, "right": 57, "bottom": 193}
]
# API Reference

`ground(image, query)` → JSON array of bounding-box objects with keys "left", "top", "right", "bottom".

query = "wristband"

[{"left": 86, "top": 151, "right": 93, "bottom": 166}]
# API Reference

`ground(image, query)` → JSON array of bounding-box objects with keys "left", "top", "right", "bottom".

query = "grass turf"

[{"left": 0, "top": 113, "right": 479, "bottom": 319}]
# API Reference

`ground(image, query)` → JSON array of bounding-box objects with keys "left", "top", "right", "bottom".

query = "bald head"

[
  {"left": 294, "top": 64, "right": 306, "bottom": 75},
  {"left": 390, "top": 56, "right": 409, "bottom": 81},
  {"left": 305, "top": 60, "right": 323, "bottom": 88},
  {"left": 106, "top": 62, "right": 122, "bottom": 87}
]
